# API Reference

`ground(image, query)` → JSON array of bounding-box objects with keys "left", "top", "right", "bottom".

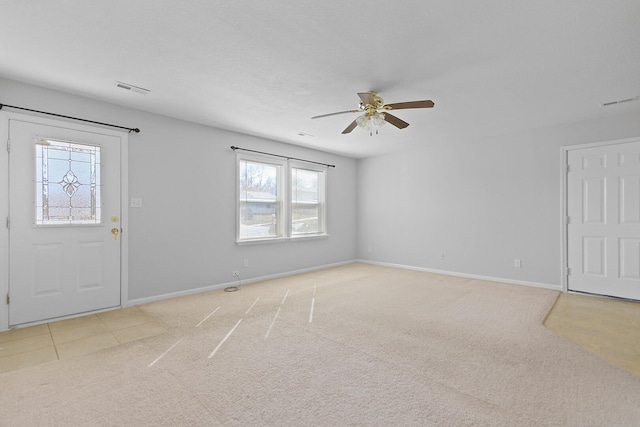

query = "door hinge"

[
  {"left": 566, "top": 267, "right": 571, "bottom": 276},
  {"left": 566, "top": 164, "right": 570, "bottom": 173},
  {"left": 566, "top": 216, "right": 571, "bottom": 224},
  {"left": 6, "top": 139, "right": 10, "bottom": 153},
  {"left": 5, "top": 216, "right": 9, "bottom": 229},
  {"left": 6, "top": 294, "right": 9, "bottom": 305}
]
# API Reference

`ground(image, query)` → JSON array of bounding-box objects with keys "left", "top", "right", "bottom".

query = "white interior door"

[
  {"left": 8, "top": 118, "right": 122, "bottom": 325},
  {"left": 567, "top": 139, "right": 640, "bottom": 300}
]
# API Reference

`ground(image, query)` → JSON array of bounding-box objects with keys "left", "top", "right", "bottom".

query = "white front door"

[
  {"left": 567, "top": 139, "right": 640, "bottom": 300},
  {"left": 8, "top": 118, "right": 123, "bottom": 325}
]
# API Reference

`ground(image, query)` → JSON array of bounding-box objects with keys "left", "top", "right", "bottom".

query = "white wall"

[
  {"left": 357, "top": 112, "right": 640, "bottom": 287},
  {"left": 3, "top": 75, "right": 638, "bottom": 309},
  {"left": 0, "top": 78, "right": 358, "bottom": 302}
]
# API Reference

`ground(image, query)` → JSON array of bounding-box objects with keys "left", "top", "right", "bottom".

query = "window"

[
  {"left": 291, "top": 166, "right": 325, "bottom": 236},
  {"left": 237, "top": 155, "right": 327, "bottom": 243},
  {"left": 238, "top": 158, "right": 283, "bottom": 240},
  {"left": 35, "top": 138, "right": 102, "bottom": 226}
]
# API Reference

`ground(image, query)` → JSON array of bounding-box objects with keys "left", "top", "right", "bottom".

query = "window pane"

[
  {"left": 239, "top": 160, "right": 281, "bottom": 239},
  {"left": 35, "top": 139, "right": 101, "bottom": 225},
  {"left": 291, "top": 167, "right": 324, "bottom": 235},
  {"left": 292, "top": 168, "right": 319, "bottom": 203},
  {"left": 292, "top": 203, "right": 319, "bottom": 234}
]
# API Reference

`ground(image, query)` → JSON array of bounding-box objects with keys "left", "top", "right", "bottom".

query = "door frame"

[
  {"left": 0, "top": 111, "right": 129, "bottom": 331},
  {"left": 561, "top": 136, "right": 640, "bottom": 294}
]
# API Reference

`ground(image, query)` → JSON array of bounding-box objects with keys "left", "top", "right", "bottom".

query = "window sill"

[
  {"left": 236, "top": 234, "right": 328, "bottom": 245},
  {"left": 290, "top": 233, "right": 329, "bottom": 242},
  {"left": 236, "top": 237, "right": 288, "bottom": 246}
]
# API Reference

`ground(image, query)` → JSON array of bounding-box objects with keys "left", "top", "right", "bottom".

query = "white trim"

[
  {"left": 0, "top": 111, "right": 129, "bottom": 331},
  {"left": 235, "top": 152, "right": 329, "bottom": 244},
  {"left": 127, "top": 260, "right": 356, "bottom": 306},
  {"left": 563, "top": 136, "right": 640, "bottom": 151},
  {"left": 134, "top": 259, "right": 561, "bottom": 309},
  {"left": 357, "top": 260, "right": 561, "bottom": 291},
  {"left": 560, "top": 146, "right": 569, "bottom": 292},
  {"left": 289, "top": 160, "right": 328, "bottom": 237},
  {"left": 3, "top": 304, "right": 122, "bottom": 330},
  {"left": 0, "top": 113, "right": 9, "bottom": 331},
  {"left": 236, "top": 236, "right": 288, "bottom": 245},
  {"left": 236, "top": 234, "right": 329, "bottom": 245},
  {"left": 119, "top": 128, "right": 130, "bottom": 307},
  {"left": 289, "top": 233, "right": 329, "bottom": 242},
  {"left": 560, "top": 136, "right": 640, "bottom": 294},
  {"left": 236, "top": 152, "right": 287, "bottom": 243}
]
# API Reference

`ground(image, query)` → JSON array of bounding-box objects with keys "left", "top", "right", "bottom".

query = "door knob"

[{"left": 111, "top": 228, "right": 119, "bottom": 240}]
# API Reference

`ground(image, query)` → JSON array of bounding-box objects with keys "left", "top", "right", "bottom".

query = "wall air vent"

[
  {"left": 601, "top": 96, "right": 639, "bottom": 107},
  {"left": 116, "top": 81, "right": 150, "bottom": 95}
]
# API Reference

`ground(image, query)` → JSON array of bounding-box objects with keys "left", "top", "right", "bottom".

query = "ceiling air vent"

[
  {"left": 601, "top": 96, "right": 639, "bottom": 107},
  {"left": 116, "top": 81, "right": 150, "bottom": 95}
]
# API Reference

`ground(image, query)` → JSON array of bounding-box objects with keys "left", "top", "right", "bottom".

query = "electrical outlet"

[
  {"left": 244, "top": 259, "right": 249, "bottom": 268},
  {"left": 232, "top": 271, "right": 239, "bottom": 277},
  {"left": 514, "top": 259, "right": 522, "bottom": 268},
  {"left": 439, "top": 252, "right": 445, "bottom": 260}
]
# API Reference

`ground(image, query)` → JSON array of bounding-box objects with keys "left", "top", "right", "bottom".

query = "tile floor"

[
  {"left": 0, "top": 307, "right": 166, "bottom": 374},
  {"left": 544, "top": 292, "right": 640, "bottom": 377}
]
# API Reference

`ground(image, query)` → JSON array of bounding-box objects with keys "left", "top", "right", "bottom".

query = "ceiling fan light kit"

[
  {"left": 312, "top": 92, "right": 434, "bottom": 135},
  {"left": 356, "top": 110, "right": 386, "bottom": 136}
]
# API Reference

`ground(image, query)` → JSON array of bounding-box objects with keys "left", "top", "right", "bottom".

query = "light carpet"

[{"left": 1, "top": 263, "right": 639, "bottom": 426}]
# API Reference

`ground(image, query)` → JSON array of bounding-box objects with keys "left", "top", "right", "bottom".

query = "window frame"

[
  {"left": 34, "top": 137, "right": 103, "bottom": 227},
  {"left": 236, "top": 153, "right": 328, "bottom": 244},
  {"left": 236, "top": 154, "right": 287, "bottom": 243},
  {"left": 289, "top": 161, "right": 327, "bottom": 239}
]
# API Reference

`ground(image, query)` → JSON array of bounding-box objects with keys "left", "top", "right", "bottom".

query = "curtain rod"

[
  {"left": 0, "top": 103, "right": 140, "bottom": 133},
  {"left": 230, "top": 146, "right": 335, "bottom": 168}
]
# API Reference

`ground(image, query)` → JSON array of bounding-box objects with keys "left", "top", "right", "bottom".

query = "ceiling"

[{"left": 1, "top": 1, "right": 639, "bottom": 158}]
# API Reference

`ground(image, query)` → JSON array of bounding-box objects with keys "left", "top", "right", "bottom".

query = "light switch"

[{"left": 130, "top": 197, "right": 143, "bottom": 208}]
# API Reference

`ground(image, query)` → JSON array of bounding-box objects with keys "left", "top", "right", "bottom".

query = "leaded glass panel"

[{"left": 35, "top": 138, "right": 101, "bottom": 225}]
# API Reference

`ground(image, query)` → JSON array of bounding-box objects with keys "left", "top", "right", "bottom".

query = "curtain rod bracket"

[{"left": 230, "top": 145, "right": 335, "bottom": 168}]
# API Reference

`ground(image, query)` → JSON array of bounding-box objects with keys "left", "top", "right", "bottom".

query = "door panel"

[
  {"left": 620, "top": 238, "right": 640, "bottom": 280},
  {"left": 8, "top": 119, "right": 121, "bottom": 325},
  {"left": 78, "top": 241, "right": 105, "bottom": 289},
  {"left": 33, "top": 243, "right": 63, "bottom": 296},
  {"left": 620, "top": 175, "right": 640, "bottom": 223},
  {"left": 583, "top": 178, "right": 606, "bottom": 224},
  {"left": 567, "top": 140, "right": 640, "bottom": 300},
  {"left": 583, "top": 236, "right": 606, "bottom": 277}
]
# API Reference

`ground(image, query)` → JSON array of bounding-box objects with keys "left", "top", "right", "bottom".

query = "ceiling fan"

[{"left": 312, "top": 92, "right": 434, "bottom": 135}]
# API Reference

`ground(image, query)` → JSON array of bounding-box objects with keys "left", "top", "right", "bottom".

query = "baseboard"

[
  {"left": 356, "top": 259, "right": 561, "bottom": 291},
  {"left": 126, "top": 259, "right": 357, "bottom": 307}
]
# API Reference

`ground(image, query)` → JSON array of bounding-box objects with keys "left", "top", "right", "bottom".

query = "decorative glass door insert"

[{"left": 35, "top": 138, "right": 101, "bottom": 225}]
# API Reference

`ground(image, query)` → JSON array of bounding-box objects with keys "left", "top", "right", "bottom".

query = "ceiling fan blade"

[
  {"left": 383, "top": 100, "right": 434, "bottom": 110},
  {"left": 383, "top": 112, "right": 410, "bottom": 129},
  {"left": 341, "top": 120, "right": 358, "bottom": 134},
  {"left": 358, "top": 92, "right": 377, "bottom": 106},
  {"left": 311, "top": 110, "right": 359, "bottom": 119}
]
